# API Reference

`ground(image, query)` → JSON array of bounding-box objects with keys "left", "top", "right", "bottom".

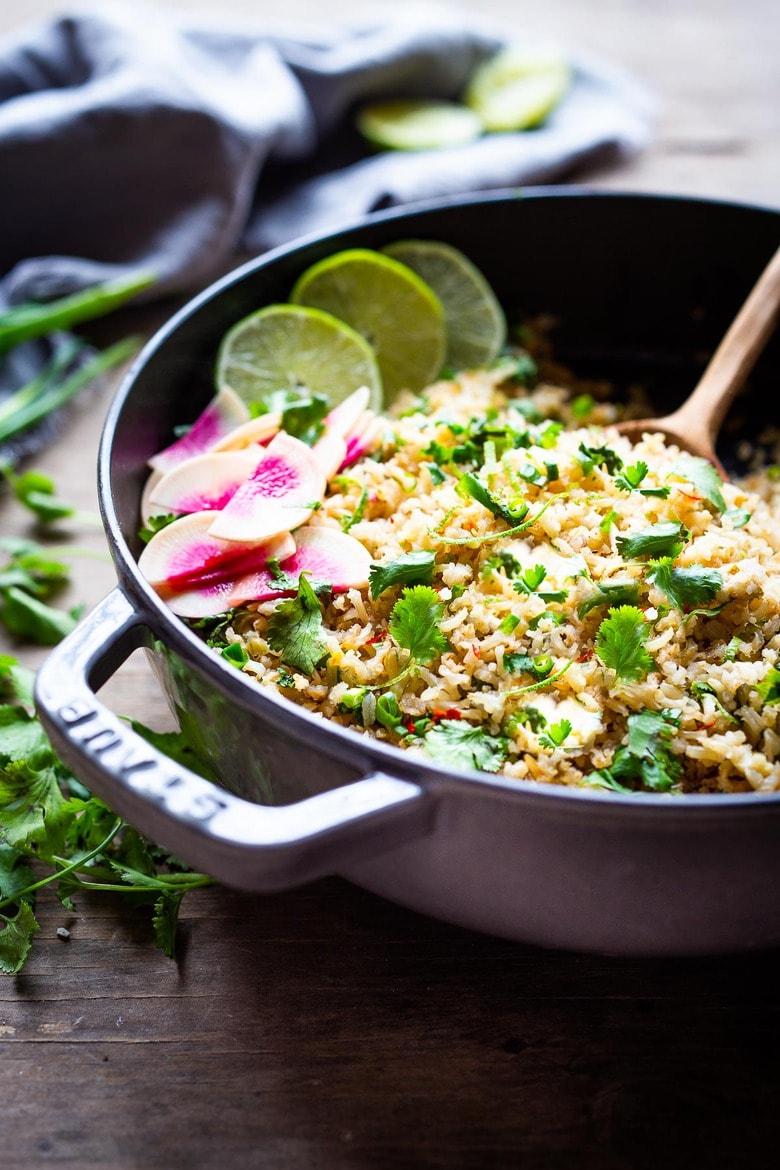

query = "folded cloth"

[{"left": 0, "top": 0, "right": 655, "bottom": 306}]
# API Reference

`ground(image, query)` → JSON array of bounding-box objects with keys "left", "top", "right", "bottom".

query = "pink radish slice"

[
  {"left": 138, "top": 512, "right": 294, "bottom": 592},
  {"left": 140, "top": 469, "right": 166, "bottom": 524},
  {"left": 210, "top": 412, "right": 282, "bottom": 453},
  {"left": 208, "top": 432, "right": 326, "bottom": 544},
  {"left": 225, "top": 525, "right": 373, "bottom": 603},
  {"left": 323, "top": 386, "right": 371, "bottom": 440},
  {"left": 339, "top": 412, "right": 382, "bottom": 471},
  {"left": 148, "top": 449, "right": 264, "bottom": 516},
  {"left": 149, "top": 387, "right": 250, "bottom": 473},
  {"left": 312, "top": 430, "right": 348, "bottom": 481}
]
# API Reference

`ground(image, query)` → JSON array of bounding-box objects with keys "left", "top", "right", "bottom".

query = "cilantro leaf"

[
  {"left": 512, "top": 565, "right": 569, "bottom": 603},
  {"left": 369, "top": 550, "right": 436, "bottom": 599},
  {"left": 262, "top": 390, "right": 329, "bottom": 446},
  {"left": 577, "top": 581, "right": 641, "bottom": 619},
  {"left": 584, "top": 709, "right": 682, "bottom": 793},
  {"left": 0, "top": 902, "right": 39, "bottom": 974},
  {"left": 577, "top": 442, "right": 624, "bottom": 475},
  {"left": 614, "top": 461, "right": 671, "bottom": 499},
  {"left": 646, "top": 559, "right": 723, "bottom": 610},
  {"left": 595, "top": 606, "right": 654, "bottom": 682},
  {"left": 616, "top": 522, "right": 689, "bottom": 560},
  {"left": 139, "top": 512, "right": 178, "bottom": 545},
  {"left": 1, "top": 465, "right": 77, "bottom": 524},
  {"left": 266, "top": 573, "right": 329, "bottom": 675},
  {"left": 389, "top": 586, "right": 448, "bottom": 665},
  {"left": 671, "top": 455, "right": 727, "bottom": 513},
  {"left": 152, "top": 890, "right": 186, "bottom": 959},
  {"left": 424, "top": 720, "right": 508, "bottom": 773},
  {"left": 2, "top": 586, "right": 80, "bottom": 645},
  {"left": 538, "top": 718, "right": 572, "bottom": 750},
  {"left": 757, "top": 667, "right": 780, "bottom": 705}
]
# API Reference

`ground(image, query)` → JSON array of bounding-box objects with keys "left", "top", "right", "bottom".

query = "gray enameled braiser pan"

[{"left": 35, "top": 190, "right": 780, "bottom": 956}]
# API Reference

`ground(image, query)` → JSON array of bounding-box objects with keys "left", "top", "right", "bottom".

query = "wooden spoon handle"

[{"left": 671, "top": 244, "right": 780, "bottom": 441}]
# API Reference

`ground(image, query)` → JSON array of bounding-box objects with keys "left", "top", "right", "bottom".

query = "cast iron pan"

[{"left": 35, "top": 190, "right": 780, "bottom": 955}]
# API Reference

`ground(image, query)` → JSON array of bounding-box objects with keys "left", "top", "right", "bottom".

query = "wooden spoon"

[{"left": 617, "top": 244, "right": 780, "bottom": 476}]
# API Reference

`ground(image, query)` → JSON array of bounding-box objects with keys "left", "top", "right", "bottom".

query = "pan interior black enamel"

[{"left": 106, "top": 191, "right": 780, "bottom": 559}]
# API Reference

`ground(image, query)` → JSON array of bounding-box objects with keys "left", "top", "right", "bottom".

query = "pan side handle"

[{"left": 34, "top": 589, "right": 432, "bottom": 892}]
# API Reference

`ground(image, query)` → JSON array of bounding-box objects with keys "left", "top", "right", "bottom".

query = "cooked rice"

[{"left": 226, "top": 365, "right": 780, "bottom": 794}]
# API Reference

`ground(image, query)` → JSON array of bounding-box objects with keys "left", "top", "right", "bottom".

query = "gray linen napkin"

[
  {"left": 0, "top": 0, "right": 654, "bottom": 303},
  {"left": 0, "top": 0, "right": 653, "bottom": 459}
]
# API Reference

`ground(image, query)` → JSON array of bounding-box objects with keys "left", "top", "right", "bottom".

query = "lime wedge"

[
  {"left": 216, "top": 304, "right": 383, "bottom": 410},
  {"left": 382, "top": 239, "right": 506, "bottom": 370},
  {"left": 356, "top": 99, "right": 483, "bottom": 151},
  {"left": 464, "top": 46, "right": 570, "bottom": 132},
  {"left": 290, "top": 249, "right": 446, "bottom": 401}
]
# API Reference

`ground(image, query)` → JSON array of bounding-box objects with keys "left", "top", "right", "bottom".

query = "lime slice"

[
  {"left": 382, "top": 239, "right": 507, "bottom": 370},
  {"left": 464, "top": 46, "right": 570, "bottom": 132},
  {"left": 290, "top": 249, "right": 446, "bottom": 401},
  {"left": 356, "top": 99, "right": 483, "bottom": 151},
  {"left": 216, "top": 304, "right": 383, "bottom": 410}
]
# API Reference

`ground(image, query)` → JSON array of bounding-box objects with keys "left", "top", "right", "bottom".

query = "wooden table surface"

[{"left": 2, "top": 2, "right": 779, "bottom": 1167}]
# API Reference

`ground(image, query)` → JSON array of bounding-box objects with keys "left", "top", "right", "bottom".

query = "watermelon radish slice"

[
  {"left": 340, "top": 411, "right": 383, "bottom": 470},
  {"left": 224, "top": 525, "right": 373, "bottom": 603},
  {"left": 140, "top": 469, "right": 166, "bottom": 524},
  {"left": 208, "top": 432, "right": 326, "bottom": 544},
  {"left": 312, "top": 430, "right": 348, "bottom": 481},
  {"left": 138, "top": 511, "right": 294, "bottom": 593},
  {"left": 147, "top": 449, "right": 264, "bottom": 517},
  {"left": 323, "top": 386, "right": 371, "bottom": 439},
  {"left": 210, "top": 411, "right": 282, "bottom": 453},
  {"left": 148, "top": 387, "right": 250, "bottom": 473}
]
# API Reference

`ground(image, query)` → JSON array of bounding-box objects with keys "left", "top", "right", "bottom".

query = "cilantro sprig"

[
  {"left": 595, "top": 605, "right": 655, "bottom": 682},
  {"left": 646, "top": 559, "right": 723, "bottom": 611},
  {"left": 266, "top": 573, "right": 330, "bottom": 675},
  {"left": 616, "top": 522, "right": 689, "bottom": 561},
  {"left": 583, "top": 710, "right": 682, "bottom": 793},
  {"left": 423, "top": 720, "right": 508, "bottom": 773},
  {"left": 369, "top": 550, "right": 436, "bottom": 600}
]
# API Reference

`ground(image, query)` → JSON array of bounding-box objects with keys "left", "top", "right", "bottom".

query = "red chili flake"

[
  {"left": 577, "top": 649, "right": 594, "bottom": 662},
  {"left": 472, "top": 644, "right": 482, "bottom": 658},
  {"left": 698, "top": 719, "right": 716, "bottom": 730},
  {"left": 405, "top": 718, "right": 417, "bottom": 734},
  {"left": 432, "top": 707, "right": 462, "bottom": 723},
  {"left": 365, "top": 632, "right": 386, "bottom": 645}
]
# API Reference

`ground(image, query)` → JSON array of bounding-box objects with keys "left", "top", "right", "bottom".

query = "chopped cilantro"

[
  {"left": 599, "top": 509, "right": 619, "bottom": 533},
  {"left": 616, "top": 522, "right": 689, "bottom": 560},
  {"left": 341, "top": 487, "right": 368, "bottom": 532},
  {"left": 528, "top": 609, "right": 566, "bottom": 630},
  {"left": 513, "top": 565, "right": 568, "bottom": 604},
  {"left": 369, "top": 551, "right": 436, "bottom": 599},
  {"left": 538, "top": 718, "right": 572, "bottom": 750},
  {"left": 570, "top": 393, "right": 595, "bottom": 421},
  {"left": 139, "top": 512, "right": 179, "bottom": 545},
  {"left": 646, "top": 559, "right": 723, "bottom": 611},
  {"left": 595, "top": 606, "right": 654, "bottom": 682},
  {"left": 276, "top": 668, "right": 297, "bottom": 688},
  {"left": 690, "top": 680, "right": 736, "bottom": 723},
  {"left": 508, "top": 398, "right": 543, "bottom": 424},
  {"left": 422, "top": 462, "right": 447, "bottom": 485},
  {"left": 483, "top": 551, "right": 522, "bottom": 579},
  {"left": 577, "top": 441, "right": 624, "bottom": 476},
  {"left": 724, "top": 508, "right": 751, "bottom": 529},
  {"left": 507, "top": 706, "right": 547, "bottom": 734},
  {"left": 671, "top": 455, "right": 727, "bottom": 513},
  {"left": 266, "top": 573, "right": 329, "bottom": 675},
  {"left": 388, "top": 585, "right": 449, "bottom": 666},
  {"left": 577, "top": 580, "right": 641, "bottom": 619},
  {"left": 424, "top": 720, "right": 508, "bottom": 773},
  {"left": 757, "top": 667, "right": 780, "bottom": 705},
  {"left": 614, "top": 461, "right": 670, "bottom": 498},
  {"left": 584, "top": 709, "right": 682, "bottom": 793},
  {"left": 266, "top": 390, "right": 329, "bottom": 446}
]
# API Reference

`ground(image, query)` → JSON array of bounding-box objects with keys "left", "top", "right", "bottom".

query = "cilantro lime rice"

[{"left": 208, "top": 364, "right": 780, "bottom": 795}]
